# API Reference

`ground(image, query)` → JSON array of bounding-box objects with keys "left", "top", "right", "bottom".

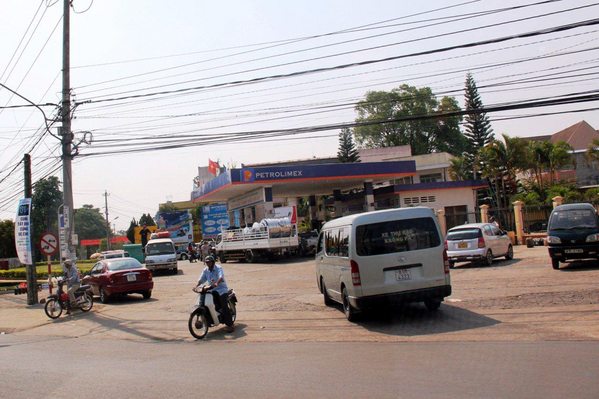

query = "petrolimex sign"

[{"left": 241, "top": 167, "right": 304, "bottom": 183}]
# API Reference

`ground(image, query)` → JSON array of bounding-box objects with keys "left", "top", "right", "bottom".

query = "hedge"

[{"left": 0, "top": 263, "right": 94, "bottom": 280}]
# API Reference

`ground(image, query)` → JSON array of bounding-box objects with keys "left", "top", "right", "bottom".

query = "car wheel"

[
  {"left": 449, "top": 261, "right": 455, "bottom": 269},
  {"left": 424, "top": 299, "right": 441, "bottom": 311},
  {"left": 484, "top": 250, "right": 493, "bottom": 266},
  {"left": 181, "top": 254, "right": 188, "bottom": 260},
  {"left": 142, "top": 290, "right": 152, "bottom": 299},
  {"left": 321, "top": 278, "right": 334, "bottom": 306},
  {"left": 505, "top": 245, "right": 514, "bottom": 260},
  {"left": 551, "top": 258, "right": 560, "bottom": 270},
  {"left": 342, "top": 287, "right": 358, "bottom": 322},
  {"left": 100, "top": 287, "right": 110, "bottom": 304},
  {"left": 219, "top": 253, "right": 227, "bottom": 263},
  {"left": 172, "top": 268, "right": 178, "bottom": 275}
]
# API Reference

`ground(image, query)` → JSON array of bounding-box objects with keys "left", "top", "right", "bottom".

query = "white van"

[
  {"left": 144, "top": 238, "right": 178, "bottom": 274},
  {"left": 315, "top": 207, "right": 451, "bottom": 321},
  {"left": 98, "top": 250, "right": 130, "bottom": 260}
]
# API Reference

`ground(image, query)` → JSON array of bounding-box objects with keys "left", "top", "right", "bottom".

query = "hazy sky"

[{"left": 1, "top": 0, "right": 598, "bottom": 231}]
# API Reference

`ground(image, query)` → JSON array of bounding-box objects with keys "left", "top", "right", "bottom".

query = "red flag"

[{"left": 208, "top": 159, "right": 219, "bottom": 175}]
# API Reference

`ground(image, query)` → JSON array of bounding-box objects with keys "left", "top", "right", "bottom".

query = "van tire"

[
  {"left": 342, "top": 287, "right": 358, "bottom": 322},
  {"left": 424, "top": 299, "right": 441, "bottom": 311},
  {"left": 552, "top": 258, "right": 560, "bottom": 270},
  {"left": 484, "top": 250, "right": 493, "bottom": 266},
  {"left": 321, "top": 278, "right": 334, "bottom": 306},
  {"left": 505, "top": 245, "right": 514, "bottom": 260}
]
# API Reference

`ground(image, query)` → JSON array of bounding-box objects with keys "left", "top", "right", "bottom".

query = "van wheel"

[
  {"left": 342, "top": 287, "right": 358, "bottom": 322},
  {"left": 484, "top": 250, "right": 493, "bottom": 266},
  {"left": 321, "top": 278, "right": 334, "bottom": 306},
  {"left": 552, "top": 258, "right": 560, "bottom": 270},
  {"left": 505, "top": 245, "right": 514, "bottom": 260},
  {"left": 424, "top": 299, "right": 441, "bottom": 311}
]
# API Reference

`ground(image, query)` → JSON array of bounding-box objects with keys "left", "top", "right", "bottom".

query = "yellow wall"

[{"left": 133, "top": 225, "right": 158, "bottom": 244}]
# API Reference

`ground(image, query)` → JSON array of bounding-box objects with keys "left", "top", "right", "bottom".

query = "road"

[{"left": 0, "top": 246, "right": 598, "bottom": 397}]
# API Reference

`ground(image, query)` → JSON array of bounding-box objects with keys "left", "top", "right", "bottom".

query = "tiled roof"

[{"left": 525, "top": 120, "right": 599, "bottom": 151}]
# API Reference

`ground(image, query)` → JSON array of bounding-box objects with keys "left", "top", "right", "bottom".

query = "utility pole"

[
  {"left": 60, "top": 0, "right": 75, "bottom": 260},
  {"left": 24, "top": 154, "right": 38, "bottom": 305},
  {"left": 103, "top": 190, "right": 110, "bottom": 250}
]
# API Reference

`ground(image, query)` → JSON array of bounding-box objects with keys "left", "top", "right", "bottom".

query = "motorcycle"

[
  {"left": 44, "top": 277, "right": 94, "bottom": 319},
  {"left": 188, "top": 285, "right": 237, "bottom": 339}
]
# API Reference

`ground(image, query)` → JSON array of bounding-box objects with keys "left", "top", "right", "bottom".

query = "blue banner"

[{"left": 201, "top": 203, "right": 230, "bottom": 238}]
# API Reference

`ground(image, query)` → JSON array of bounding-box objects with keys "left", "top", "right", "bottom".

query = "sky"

[{"left": 1, "top": 0, "right": 599, "bottom": 232}]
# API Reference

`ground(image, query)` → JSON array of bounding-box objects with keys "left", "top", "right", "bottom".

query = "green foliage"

[
  {"left": 0, "top": 220, "right": 17, "bottom": 258},
  {"left": 74, "top": 205, "right": 107, "bottom": 241},
  {"left": 139, "top": 213, "right": 155, "bottom": 226},
  {"left": 449, "top": 155, "right": 472, "bottom": 181},
  {"left": 545, "top": 185, "right": 583, "bottom": 204},
  {"left": 32, "top": 176, "right": 63, "bottom": 262},
  {"left": 159, "top": 203, "right": 178, "bottom": 212},
  {"left": 583, "top": 188, "right": 599, "bottom": 201},
  {"left": 337, "top": 127, "right": 361, "bottom": 163},
  {"left": 126, "top": 218, "right": 138, "bottom": 244},
  {"left": 0, "top": 262, "right": 94, "bottom": 280},
  {"left": 353, "top": 84, "right": 465, "bottom": 156},
  {"left": 463, "top": 73, "right": 494, "bottom": 153},
  {"left": 585, "top": 138, "right": 599, "bottom": 166}
]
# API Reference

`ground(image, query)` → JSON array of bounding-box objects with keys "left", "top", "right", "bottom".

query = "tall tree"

[
  {"left": 0, "top": 220, "right": 17, "bottom": 258},
  {"left": 463, "top": 73, "right": 494, "bottom": 176},
  {"left": 126, "top": 218, "right": 138, "bottom": 244},
  {"left": 353, "top": 84, "right": 465, "bottom": 156},
  {"left": 337, "top": 127, "right": 361, "bottom": 163},
  {"left": 585, "top": 138, "right": 599, "bottom": 166},
  {"left": 448, "top": 155, "right": 471, "bottom": 181},
  {"left": 32, "top": 176, "right": 63, "bottom": 261},
  {"left": 139, "top": 213, "right": 155, "bottom": 226},
  {"left": 73, "top": 205, "right": 107, "bottom": 241}
]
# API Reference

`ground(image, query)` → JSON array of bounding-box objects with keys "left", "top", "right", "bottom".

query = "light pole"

[{"left": 113, "top": 216, "right": 119, "bottom": 238}]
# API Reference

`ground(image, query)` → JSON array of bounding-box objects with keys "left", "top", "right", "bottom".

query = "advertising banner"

[
  {"left": 273, "top": 206, "right": 297, "bottom": 224},
  {"left": 156, "top": 211, "right": 194, "bottom": 244},
  {"left": 15, "top": 198, "right": 32, "bottom": 265},
  {"left": 201, "top": 203, "right": 230, "bottom": 238}
]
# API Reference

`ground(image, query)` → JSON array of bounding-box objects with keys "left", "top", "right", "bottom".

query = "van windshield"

[
  {"left": 549, "top": 209, "right": 598, "bottom": 230},
  {"left": 146, "top": 243, "right": 174, "bottom": 255},
  {"left": 356, "top": 217, "right": 440, "bottom": 256}
]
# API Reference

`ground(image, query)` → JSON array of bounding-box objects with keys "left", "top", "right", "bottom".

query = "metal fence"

[
  {"left": 445, "top": 211, "right": 481, "bottom": 230},
  {"left": 521, "top": 204, "right": 553, "bottom": 233}
]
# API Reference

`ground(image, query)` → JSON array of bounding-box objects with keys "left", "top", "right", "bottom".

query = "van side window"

[
  {"left": 339, "top": 227, "right": 349, "bottom": 257},
  {"left": 356, "top": 217, "right": 441, "bottom": 256},
  {"left": 325, "top": 230, "right": 338, "bottom": 256},
  {"left": 316, "top": 233, "right": 324, "bottom": 253}
]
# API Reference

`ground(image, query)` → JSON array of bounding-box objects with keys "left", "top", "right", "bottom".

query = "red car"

[{"left": 82, "top": 258, "right": 153, "bottom": 303}]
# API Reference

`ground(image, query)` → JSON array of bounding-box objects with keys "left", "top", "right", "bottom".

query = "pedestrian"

[
  {"left": 140, "top": 224, "right": 151, "bottom": 248},
  {"left": 201, "top": 241, "right": 210, "bottom": 264},
  {"left": 490, "top": 216, "right": 500, "bottom": 228}
]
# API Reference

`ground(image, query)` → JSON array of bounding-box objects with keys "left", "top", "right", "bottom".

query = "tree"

[
  {"left": 32, "top": 176, "right": 63, "bottom": 261},
  {"left": 585, "top": 138, "right": 599, "bottom": 166},
  {"left": 463, "top": 73, "right": 494, "bottom": 176},
  {"left": 73, "top": 205, "right": 107, "bottom": 241},
  {"left": 546, "top": 141, "right": 575, "bottom": 186},
  {"left": 0, "top": 220, "right": 17, "bottom": 258},
  {"left": 337, "top": 127, "right": 361, "bottom": 163},
  {"left": 126, "top": 218, "right": 138, "bottom": 244},
  {"left": 139, "top": 213, "right": 155, "bottom": 226},
  {"left": 159, "top": 203, "right": 177, "bottom": 212},
  {"left": 448, "top": 155, "right": 471, "bottom": 181},
  {"left": 353, "top": 85, "right": 465, "bottom": 156}
]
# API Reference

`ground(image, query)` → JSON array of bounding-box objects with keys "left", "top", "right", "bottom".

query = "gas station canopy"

[{"left": 192, "top": 161, "right": 417, "bottom": 203}]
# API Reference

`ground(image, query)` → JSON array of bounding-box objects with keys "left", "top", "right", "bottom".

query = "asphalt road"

[{"left": 1, "top": 336, "right": 598, "bottom": 398}]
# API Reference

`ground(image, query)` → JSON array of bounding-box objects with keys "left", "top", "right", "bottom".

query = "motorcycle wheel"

[
  {"left": 79, "top": 292, "right": 94, "bottom": 312},
  {"left": 188, "top": 309, "right": 209, "bottom": 339},
  {"left": 228, "top": 299, "right": 237, "bottom": 323},
  {"left": 44, "top": 298, "right": 63, "bottom": 319}
]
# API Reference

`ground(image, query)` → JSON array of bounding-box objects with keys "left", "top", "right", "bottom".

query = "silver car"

[{"left": 445, "top": 223, "right": 513, "bottom": 267}]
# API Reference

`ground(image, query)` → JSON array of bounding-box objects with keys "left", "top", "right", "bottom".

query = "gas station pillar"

[
  {"left": 309, "top": 195, "right": 319, "bottom": 231},
  {"left": 364, "top": 181, "right": 375, "bottom": 212},
  {"left": 263, "top": 186, "right": 274, "bottom": 218},
  {"left": 333, "top": 189, "right": 343, "bottom": 218}
]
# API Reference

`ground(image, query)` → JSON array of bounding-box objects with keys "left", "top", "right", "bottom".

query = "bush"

[{"left": 0, "top": 263, "right": 93, "bottom": 280}]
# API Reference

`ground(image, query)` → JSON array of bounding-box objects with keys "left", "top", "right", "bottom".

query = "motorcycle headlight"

[
  {"left": 546, "top": 236, "right": 561, "bottom": 244},
  {"left": 586, "top": 233, "right": 599, "bottom": 242}
]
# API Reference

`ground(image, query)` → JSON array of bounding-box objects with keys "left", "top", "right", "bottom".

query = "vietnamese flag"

[{"left": 208, "top": 159, "right": 219, "bottom": 175}]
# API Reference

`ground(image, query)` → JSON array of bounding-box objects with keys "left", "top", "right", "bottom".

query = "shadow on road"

[
  {"left": 452, "top": 258, "right": 519, "bottom": 270},
  {"left": 335, "top": 303, "right": 500, "bottom": 337},
  {"left": 558, "top": 259, "right": 599, "bottom": 272}
]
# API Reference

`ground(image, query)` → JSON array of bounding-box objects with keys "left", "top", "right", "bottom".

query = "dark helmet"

[{"left": 204, "top": 255, "right": 215, "bottom": 263}]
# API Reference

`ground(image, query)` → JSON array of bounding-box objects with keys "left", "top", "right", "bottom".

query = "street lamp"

[{"left": 113, "top": 216, "right": 119, "bottom": 237}]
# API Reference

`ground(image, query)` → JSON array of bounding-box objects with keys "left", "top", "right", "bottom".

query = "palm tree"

[
  {"left": 547, "top": 140, "right": 575, "bottom": 186},
  {"left": 585, "top": 138, "right": 599, "bottom": 166},
  {"left": 448, "top": 155, "right": 471, "bottom": 181}
]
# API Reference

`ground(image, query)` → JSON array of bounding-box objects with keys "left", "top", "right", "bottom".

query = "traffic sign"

[{"left": 39, "top": 232, "right": 58, "bottom": 256}]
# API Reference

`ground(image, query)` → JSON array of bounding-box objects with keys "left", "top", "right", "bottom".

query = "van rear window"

[{"left": 356, "top": 217, "right": 440, "bottom": 256}]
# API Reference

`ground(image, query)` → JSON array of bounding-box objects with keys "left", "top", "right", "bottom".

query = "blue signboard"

[{"left": 201, "top": 203, "right": 230, "bottom": 238}]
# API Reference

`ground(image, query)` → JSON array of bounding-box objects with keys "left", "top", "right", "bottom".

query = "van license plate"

[
  {"left": 396, "top": 269, "right": 412, "bottom": 281},
  {"left": 127, "top": 275, "right": 137, "bottom": 282},
  {"left": 565, "top": 249, "right": 583, "bottom": 254}
]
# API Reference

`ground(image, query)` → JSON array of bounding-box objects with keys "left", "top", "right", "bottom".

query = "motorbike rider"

[
  {"left": 187, "top": 242, "right": 197, "bottom": 263},
  {"left": 193, "top": 255, "right": 234, "bottom": 332},
  {"left": 63, "top": 259, "right": 80, "bottom": 314}
]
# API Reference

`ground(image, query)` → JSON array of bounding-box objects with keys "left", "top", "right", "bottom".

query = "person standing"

[
  {"left": 140, "top": 224, "right": 151, "bottom": 248},
  {"left": 201, "top": 241, "right": 210, "bottom": 264},
  {"left": 193, "top": 255, "right": 234, "bottom": 332}
]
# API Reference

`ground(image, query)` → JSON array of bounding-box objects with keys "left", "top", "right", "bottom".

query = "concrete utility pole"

[
  {"left": 60, "top": 0, "right": 75, "bottom": 260},
  {"left": 24, "top": 154, "right": 38, "bottom": 305},
  {"left": 104, "top": 191, "right": 110, "bottom": 250}
]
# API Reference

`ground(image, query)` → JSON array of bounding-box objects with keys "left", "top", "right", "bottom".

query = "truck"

[{"left": 215, "top": 218, "right": 300, "bottom": 263}]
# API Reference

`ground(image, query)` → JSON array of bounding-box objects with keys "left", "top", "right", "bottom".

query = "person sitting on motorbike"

[
  {"left": 193, "top": 255, "right": 234, "bottom": 332},
  {"left": 187, "top": 242, "right": 197, "bottom": 263},
  {"left": 63, "top": 259, "right": 80, "bottom": 314}
]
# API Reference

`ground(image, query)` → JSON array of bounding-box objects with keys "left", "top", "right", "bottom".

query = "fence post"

[
  {"left": 552, "top": 196, "right": 564, "bottom": 208},
  {"left": 436, "top": 210, "right": 446, "bottom": 239},
  {"left": 480, "top": 204, "right": 490, "bottom": 223},
  {"left": 513, "top": 200, "right": 524, "bottom": 245}
]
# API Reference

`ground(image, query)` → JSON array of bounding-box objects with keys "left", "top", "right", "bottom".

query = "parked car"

[
  {"left": 299, "top": 231, "right": 319, "bottom": 256},
  {"left": 176, "top": 245, "right": 189, "bottom": 260},
  {"left": 445, "top": 223, "right": 513, "bottom": 267},
  {"left": 546, "top": 203, "right": 599, "bottom": 270},
  {"left": 82, "top": 257, "right": 153, "bottom": 303}
]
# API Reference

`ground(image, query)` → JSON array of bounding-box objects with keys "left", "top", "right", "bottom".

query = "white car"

[{"left": 445, "top": 223, "right": 513, "bottom": 267}]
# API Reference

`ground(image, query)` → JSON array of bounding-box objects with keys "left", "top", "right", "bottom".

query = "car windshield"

[
  {"left": 447, "top": 228, "right": 482, "bottom": 240},
  {"left": 146, "top": 242, "right": 174, "bottom": 255},
  {"left": 356, "top": 217, "right": 440, "bottom": 256},
  {"left": 549, "top": 209, "right": 598, "bottom": 230},
  {"left": 106, "top": 259, "right": 141, "bottom": 271}
]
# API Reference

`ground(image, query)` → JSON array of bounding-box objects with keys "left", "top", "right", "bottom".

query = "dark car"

[
  {"left": 82, "top": 257, "right": 154, "bottom": 303},
  {"left": 546, "top": 203, "right": 599, "bottom": 270}
]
